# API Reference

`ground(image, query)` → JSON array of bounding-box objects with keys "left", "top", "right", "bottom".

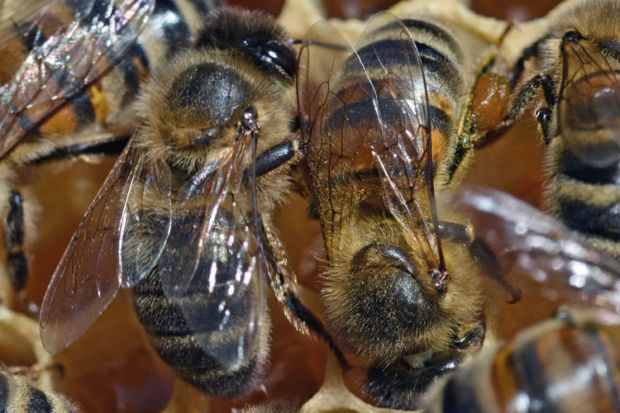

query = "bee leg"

[
  {"left": 261, "top": 222, "right": 349, "bottom": 370},
  {"left": 249, "top": 126, "right": 347, "bottom": 368},
  {"left": 553, "top": 307, "right": 610, "bottom": 331},
  {"left": 529, "top": 73, "right": 557, "bottom": 144},
  {"left": 450, "top": 321, "right": 485, "bottom": 350},
  {"left": 366, "top": 356, "right": 461, "bottom": 410},
  {"left": 254, "top": 138, "right": 301, "bottom": 176},
  {"left": 474, "top": 72, "right": 557, "bottom": 149},
  {"left": 518, "top": 30, "right": 584, "bottom": 146},
  {"left": 437, "top": 220, "right": 471, "bottom": 243},
  {"left": 504, "top": 73, "right": 556, "bottom": 134},
  {"left": 27, "top": 134, "right": 130, "bottom": 165},
  {"left": 2, "top": 135, "right": 128, "bottom": 313},
  {"left": 535, "top": 106, "right": 553, "bottom": 144},
  {"left": 438, "top": 221, "right": 522, "bottom": 303},
  {"left": 553, "top": 305, "right": 593, "bottom": 328},
  {"left": 469, "top": 235, "right": 521, "bottom": 303},
  {"left": 254, "top": 136, "right": 313, "bottom": 201},
  {"left": 3, "top": 189, "right": 37, "bottom": 314}
]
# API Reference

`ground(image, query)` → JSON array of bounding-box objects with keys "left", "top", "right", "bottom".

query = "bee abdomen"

[
  {"left": 433, "top": 369, "right": 489, "bottom": 413},
  {"left": 546, "top": 141, "right": 620, "bottom": 255},
  {"left": 133, "top": 268, "right": 265, "bottom": 397},
  {"left": 0, "top": 372, "right": 78, "bottom": 413},
  {"left": 322, "top": 18, "right": 466, "bottom": 180},
  {"left": 428, "top": 323, "right": 620, "bottom": 413},
  {"left": 130, "top": 208, "right": 268, "bottom": 398},
  {"left": 502, "top": 324, "right": 620, "bottom": 413}
]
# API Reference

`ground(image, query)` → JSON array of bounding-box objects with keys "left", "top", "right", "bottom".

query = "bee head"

[{"left": 323, "top": 242, "right": 443, "bottom": 361}]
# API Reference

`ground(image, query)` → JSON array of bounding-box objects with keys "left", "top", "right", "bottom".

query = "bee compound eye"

[
  {"left": 263, "top": 40, "right": 297, "bottom": 78},
  {"left": 241, "top": 35, "right": 296, "bottom": 78}
]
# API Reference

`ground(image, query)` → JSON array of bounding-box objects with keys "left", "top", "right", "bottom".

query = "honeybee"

[
  {"left": 424, "top": 308, "right": 620, "bottom": 413},
  {"left": 40, "top": 7, "right": 344, "bottom": 399},
  {"left": 422, "top": 187, "right": 620, "bottom": 413},
  {"left": 297, "top": 8, "right": 517, "bottom": 410},
  {"left": 481, "top": 0, "right": 620, "bottom": 259},
  {"left": 0, "top": 368, "right": 79, "bottom": 413},
  {"left": 0, "top": 0, "right": 219, "bottom": 306}
]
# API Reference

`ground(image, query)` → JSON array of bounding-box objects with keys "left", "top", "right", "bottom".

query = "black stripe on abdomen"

[
  {"left": 440, "top": 371, "right": 486, "bottom": 413},
  {"left": 343, "top": 38, "right": 463, "bottom": 98},
  {"left": 560, "top": 149, "right": 620, "bottom": 185},
  {"left": 116, "top": 42, "right": 150, "bottom": 106},
  {"left": 26, "top": 387, "right": 53, "bottom": 413},
  {"left": 372, "top": 19, "right": 461, "bottom": 62},
  {"left": 511, "top": 337, "right": 558, "bottom": 413},
  {"left": 325, "top": 96, "right": 452, "bottom": 142},
  {"left": 70, "top": 90, "right": 96, "bottom": 127},
  {"left": 550, "top": 144, "right": 620, "bottom": 241},
  {"left": 151, "top": 0, "right": 192, "bottom": 57},
  {"left": 557, "top": 198, "right": 620, "bottom": 241}
]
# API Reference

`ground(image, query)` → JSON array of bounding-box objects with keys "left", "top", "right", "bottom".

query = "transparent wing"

[
  {"left": 299, "top": 13, "right": 441, "bottom": 269},
  {"left": 297, "top": 20, "right": 356, "bottom": 257},
  {"left": 452, "top": 186, "right": 620, "bottom": 313},
  {"left": 157, "top": 132, "right": 266, "bottom": 371},
  {"left": 0, "top": 0, "right": 48, "bottom": 40},
  {"left": 0, "top": 0, "right": 155, "bottom": 158},
  {"left": 355, "top": 13, "right": 440, "bottom": 268},
  {"left": 40, "top": 139, "right": 172, "bottom": 354},
  {"left": 558, "top": 38, "right": 620, "bottom": 168}
]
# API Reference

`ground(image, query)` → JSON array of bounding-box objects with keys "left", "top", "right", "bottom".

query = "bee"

[
  {"left": 479, "top": 0, "right": 620, "bottom": 259},
  {"left": 424, "top": 308, "right": 620, "bottom": 413},
  {"left": 0, "top": 0, "right": 219, "bottom": 307},
  {"left": 297, "top": 8, "right": 518, "bottom": 410},
  {"left": 423, "top": 187, "right": 620, "bottom": 413},
  {"left": 39, "top": 7, "right": 344, "bottom": 398},
  {"left": 0, "top": 368, "right": 79, "bottom": 413}
]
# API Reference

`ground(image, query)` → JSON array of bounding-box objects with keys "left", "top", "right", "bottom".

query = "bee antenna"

[
  {"left": 287, "top": 37, "right": 349, "bottom": 51},
  {"left": 288, "top": 37, "right": 304, "bottom": 45}
]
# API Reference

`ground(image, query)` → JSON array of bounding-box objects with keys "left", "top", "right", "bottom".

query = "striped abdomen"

[
  {"left": 130, "top": 210, "right": 269, "bottom": 397},
  {"left": 314, "top": 18, "right": 470, "bottom": 194},
  {"left": 425, "top": 319, "right": 620, "bottom": 413},
  {"left": 545, "top": 138, "right": 620, "bottom": 259},
  {"left": 3, "top": 0, "right": 218, "bottom": 152},
  {"left": 0, "top": 372, "right": 78, "bottom": 413},
  {"left": 545, "top": 63, "right": 620, "bottom": 258}
]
